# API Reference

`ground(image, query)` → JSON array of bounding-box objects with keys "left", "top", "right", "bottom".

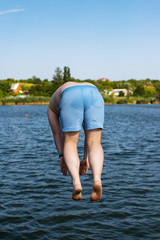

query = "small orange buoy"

[{"left": 25, "top": 114, "right": 28, "bottom": 118}]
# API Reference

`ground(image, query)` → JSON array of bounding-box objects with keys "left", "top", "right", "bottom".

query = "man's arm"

[
  {"left": 47, "top": 107, "right": 68, "bottom": 175},
  {"left": 47, "top": 107, "right": 63, "bottom": 152}
]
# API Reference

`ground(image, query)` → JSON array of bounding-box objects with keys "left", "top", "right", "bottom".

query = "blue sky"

[{"left": 0, "top": 0, "right": 160, "bottom": 81}]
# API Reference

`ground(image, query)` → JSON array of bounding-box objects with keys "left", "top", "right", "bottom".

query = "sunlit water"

[{"left": 0, "top": 105, "right": 160, "bottom": 240}]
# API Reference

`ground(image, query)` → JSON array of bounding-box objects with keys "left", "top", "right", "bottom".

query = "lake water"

[{"left": 0, "top": 104, "right": 160, "bottom": 240}]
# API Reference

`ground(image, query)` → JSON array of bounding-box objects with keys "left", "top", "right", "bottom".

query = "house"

[
  {"left": 98, "top": 78, "right": 111, "bottom": 82},
  {"left": 10, "top": 83, "right": 23, "bottom": 94},
  {"left": 105, "top": 89, "right": 133, "bottom": 97}
]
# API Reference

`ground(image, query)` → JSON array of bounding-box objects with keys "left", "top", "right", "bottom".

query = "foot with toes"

[
  {"left": 72, "top": 184, "right": 82, "bottom": 201},
  {"left": 90, "top": 180, "right": 102, "bottom": 202}
]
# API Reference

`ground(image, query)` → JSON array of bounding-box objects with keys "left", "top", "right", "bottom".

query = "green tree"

[
  {"left": 0, "top": 89, "right": 4, "bottom": 98},
  {"left": 0, "top": 80, "right": 11, "bottom": 97},
  {"left": 29, "top": 84, "right": 43, "bottom": 96},
  {"left": 153, "top": 81, "right": 160, "bottom": 99},
  {"left": 52, "top": 67, "right": 63, "bottom": 84},
  {"left": 119, "top": 91, "right": 124, "bottom": 97},
  {"left": 144, "top": 86, "right": 156, "bottom": 98},
  {"left": 63, "top": 66, "right": 71, "bottom": 83},
  {"left": 134, "top": 85, "right": 145, "bottom": 96},
  {"left": 32, "top": 76, "right": 41, "bottom": 84},
  {"left": 111, "top": 81, "right": 120, "bottom": 89},
  {"left": 153, "top": 81, "right": 160, "bottom": 91}
]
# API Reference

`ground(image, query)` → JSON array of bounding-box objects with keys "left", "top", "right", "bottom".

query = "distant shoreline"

[
  {"left": 0, "top": 96, "right": 160, "bottom": 106},
  {"left": 0, "top": 96, "right": 50, "bottom": 106},
  {"left": 0, "top": 102, "right": 49, "bottom": 106},
  {"left": 0, "top": 102, "right": 160, "bottom": 106}
]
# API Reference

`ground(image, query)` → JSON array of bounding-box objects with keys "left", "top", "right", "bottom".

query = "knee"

[
  {"left": 64, "top": 138, "right": 78, "bottom": 149},
  {"left": 86, "top": 140, "right": 102, "bottom": 151},
  {"left": 64, "top": 139, "right": 77, "bottom": 146},
  {"left": 63, "top": 132, "right": 80, "bottom": 145}
]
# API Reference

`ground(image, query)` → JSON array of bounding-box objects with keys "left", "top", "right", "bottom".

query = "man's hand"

[
  {"left": 80, "top": 159, "right": 89, "bottom": 175},
  {"left": 60, "top": 157, "right": 68, "bottom": 176}
]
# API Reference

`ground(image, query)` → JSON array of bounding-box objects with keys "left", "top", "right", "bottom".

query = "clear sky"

[{"left": 0, "top": 0, "right": 160, "bottom": 81}]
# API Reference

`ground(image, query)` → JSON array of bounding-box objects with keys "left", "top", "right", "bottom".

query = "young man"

[{"left": 47, "top": 81, "right": 104, "bottom": 202}]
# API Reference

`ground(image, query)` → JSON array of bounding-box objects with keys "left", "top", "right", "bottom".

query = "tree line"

[{"left": 0, "top": 66, "right": 160, "bottom": 100}]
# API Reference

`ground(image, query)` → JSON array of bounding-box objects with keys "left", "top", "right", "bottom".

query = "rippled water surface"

[{"left": 0, "top": 105, "right": 160, "bottom": 240}]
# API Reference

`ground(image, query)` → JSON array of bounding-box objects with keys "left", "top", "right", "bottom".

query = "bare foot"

[
  {"left": 80, "top": 159, "right": 89, "bottom": 175},
  {"left": 72, "top": 184, "right": 82, "bottom": 201},
  {"left": 90, "top": 180, "right": 102, "bottom": 202}
]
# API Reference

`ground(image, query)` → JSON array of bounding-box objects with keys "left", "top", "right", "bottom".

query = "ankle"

[
  {"left": 74, "top": 183, "right": 82, "bottom": 189},
  {"left": 93, "top": 179, "right": 101, "bottom": 185}
]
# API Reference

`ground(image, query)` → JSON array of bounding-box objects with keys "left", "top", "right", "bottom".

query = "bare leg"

[
  {"left": 63, "top": 131, "right": 82, "bottom": 201},
  {"left": 85, "top": 129, "right": 104, "bottom": 202},
  {"left": 80, "top": 137, "right": 89, "bottom": 175}
]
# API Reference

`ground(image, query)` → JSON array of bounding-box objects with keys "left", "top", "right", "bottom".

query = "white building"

[{"left": 105, "top": 89, "right": 133, "bottom": 97}]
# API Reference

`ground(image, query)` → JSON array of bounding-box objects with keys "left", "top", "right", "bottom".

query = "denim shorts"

[{"left": 59, "top": 85, "right": 104, "bottom": 132}]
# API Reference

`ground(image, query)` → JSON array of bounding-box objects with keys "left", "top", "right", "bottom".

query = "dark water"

[{"left": 0, "top": 105, "right": 160, "bottom": 240}]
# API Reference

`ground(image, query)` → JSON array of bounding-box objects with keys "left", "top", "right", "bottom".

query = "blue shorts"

[{"left": 59, "top": 85, "right": 104, "bottom": 132}]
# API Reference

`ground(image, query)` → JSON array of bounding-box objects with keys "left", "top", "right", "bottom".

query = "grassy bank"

[
  {"left": 103, "top": 96, "right": 160, "bottom": 104},
  {"left": 0, "top": 96, "right": 50, "bottom": 105},
  {"left": 0, "top": 96, "right": 160, "bottom": 105}
]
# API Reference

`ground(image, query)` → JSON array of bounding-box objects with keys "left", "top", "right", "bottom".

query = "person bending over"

[{"left": 47, "top": 81, "right": 104, "bottom": 202}]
